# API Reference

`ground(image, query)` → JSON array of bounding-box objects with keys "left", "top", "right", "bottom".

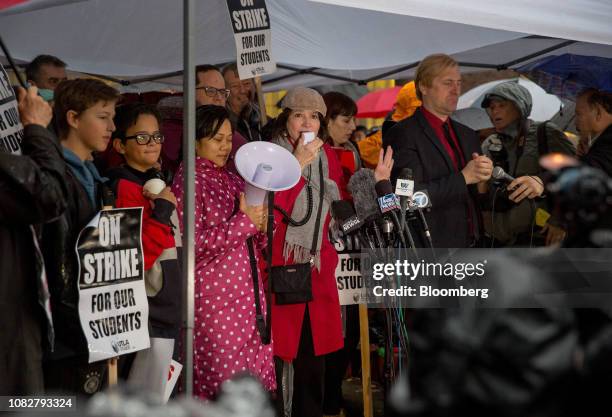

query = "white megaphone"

[{"left": 234, "top": 141, "right": 302, "bottom": 205}]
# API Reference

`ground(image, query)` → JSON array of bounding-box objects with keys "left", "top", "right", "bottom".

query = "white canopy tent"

[
  {"left": 1, "top": 0, "right": 610, "bottom": 92},
  {"left": 309, "top": 0, "right": 612, "bottom": 46}
]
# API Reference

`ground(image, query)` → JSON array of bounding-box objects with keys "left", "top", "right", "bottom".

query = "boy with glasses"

[{"left": 107, "top": 103, "right": 182, "bottom": 396}]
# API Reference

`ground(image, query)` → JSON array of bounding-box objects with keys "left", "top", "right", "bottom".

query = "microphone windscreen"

[
  {"left": 492, "top": 166, "right": 506, "bottom": 180},
  {"left": 399, "top": 167, "right": 413, "bottom": 180},
  {"left": 348, "top": 168, "right": 380, "bottom": 221},
  {"left": 331, "top": 200, "right": 355, "bottom": 223},
  {"left": 374, "top": 179, "right": 394, "bottom": 197}
]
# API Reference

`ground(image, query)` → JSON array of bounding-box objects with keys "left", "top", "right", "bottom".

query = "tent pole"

[
  {"left": 182, "top": 0, "right": 196, "bottom": 397},
  {"left": 501, "top": 40, "right": 577, "bottom": 68}
]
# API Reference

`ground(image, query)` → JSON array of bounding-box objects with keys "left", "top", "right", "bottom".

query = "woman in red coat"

[{"left": 269, "top": 87, "right": 344, "bottom": 417}]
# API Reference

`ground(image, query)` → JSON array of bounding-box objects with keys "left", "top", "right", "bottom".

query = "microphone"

[
  {"left": 395, "top": 168, "right": 414, "bottom": 237},
  {"left": 410, "top": 190, "right": 434, "bottom": 250},
  {"left": 331, "top": 200, "right": 372, "bottom": 250},
  {"left": 331, "top": 200, "right": 364, "bottom": 236},
  {"left": 381, "top": 218, "right": 394, "bottom": 247},
  {"left": 375, "top": 179, "right": 409, "bottom": 248},
  {"left": 492, "top": 166, "right": 515, "bottom": 183},
  {"left": 348, "top": 168, "right": 385, "bottom": 248}
]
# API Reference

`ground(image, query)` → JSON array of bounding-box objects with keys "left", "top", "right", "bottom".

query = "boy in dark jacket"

[
  {"left": 42, "top": 79, "right": 120, "bottom": 395},
  {"left": 106, "top": 103, "right": 181, "bottom": 396}
]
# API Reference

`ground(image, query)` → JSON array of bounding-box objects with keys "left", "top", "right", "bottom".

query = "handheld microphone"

[
  {"left": 348, "top": 168, "right": 385, "bottom": 248},
  {"left": 381, "top": 218, "right": 394, "bottom": 247},
  {"left": 410, "top": 190, "right": 434, "bottom": 250},
  {"left": 331, "top": 200, "right": 364, "bottom": 236},
  {"left": 492, "top": 166, "right": 515, "bottom": 183},
  {"left": 375, "top": 179, "right": 409, "bottom": 248},
  {"left": 395, "top": 168, "right": 414, "bottom": 236},
  {"left": 331, "top": 200, "right": 372, "bottom": 249}
]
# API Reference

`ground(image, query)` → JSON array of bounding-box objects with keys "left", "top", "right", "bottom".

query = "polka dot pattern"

[{"left": 172, "top": 158, "right": 276, "bottom": 400}]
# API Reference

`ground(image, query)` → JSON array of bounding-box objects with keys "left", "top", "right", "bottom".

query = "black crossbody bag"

[
  {"left": 271, "top": 156, "right": 324, "bottom": 305},
  {"left": 246, "top": 157, "right": 324, "bottom": 343}
]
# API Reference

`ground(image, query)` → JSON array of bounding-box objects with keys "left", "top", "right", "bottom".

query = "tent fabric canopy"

[
  {"left": 309, "top": 0, "right": 612, "bottom": 47},
  {"left": 0, "top": 0, "right": 610, "bottom": 92}
]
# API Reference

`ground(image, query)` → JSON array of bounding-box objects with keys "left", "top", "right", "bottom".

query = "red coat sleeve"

[{"left": 114, "top": 179, "right": 172, "bottom": 271}]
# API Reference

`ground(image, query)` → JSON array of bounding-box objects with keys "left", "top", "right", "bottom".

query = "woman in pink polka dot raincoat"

[{"left": 172, "top": 105, "right": 275, "bottom": 399}]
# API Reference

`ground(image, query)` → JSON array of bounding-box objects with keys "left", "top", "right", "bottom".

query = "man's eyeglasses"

[
  {"left": 196, "top": 86, "right": 231, "bottom": 98},
  {"left": 124, "top": 133, "right": 165, "bottom": 145}
]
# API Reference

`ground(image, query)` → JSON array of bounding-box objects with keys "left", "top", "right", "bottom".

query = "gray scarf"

[{"left": 274, "top": 137, "right": 340, "bottom": 270}]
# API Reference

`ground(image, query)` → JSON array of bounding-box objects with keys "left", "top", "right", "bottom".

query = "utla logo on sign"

[
  {"left": 226, "top": 0, "right": 276, "bottom": 79},
  {"left": 77, "top": 208, "right": 150, "bottom": 363}
]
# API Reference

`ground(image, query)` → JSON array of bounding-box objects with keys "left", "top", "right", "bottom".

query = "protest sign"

[
  {"left": 0, "top": 63, "right": 24, "bottom": 154},
  {"left": 226, "top": 0, "right": 276, "bottom": 79},
  {"left": 76, "top": 208, "right": 150, "bottom": 363},
  {"left": 333, "top": 234, "right": 366, "bottom": 305}
]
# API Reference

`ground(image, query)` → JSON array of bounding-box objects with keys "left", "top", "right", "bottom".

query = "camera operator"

[{"left": 479, "top": 81, "right": 575, "bottom": 246}]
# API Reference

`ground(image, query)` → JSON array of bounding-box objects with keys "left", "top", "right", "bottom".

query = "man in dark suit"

[
  {"left": 384, "top": 54, "right": 492, "bottom": 248},
  {"left": 576, "top": 88, "right": 612, "bottom": 177}
]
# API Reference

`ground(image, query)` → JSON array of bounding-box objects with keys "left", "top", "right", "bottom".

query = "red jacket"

[
  {"left": 267, "top": 144, "right": 344, "bottom": 360},
  {"left": 114, "top": 178, "right": 174, "bottom": 269},
  {"left": 107, "top": 166, "right": 181, "bottom": 333}
]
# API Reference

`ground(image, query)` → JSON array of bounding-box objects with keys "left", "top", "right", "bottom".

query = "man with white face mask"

[{"left": 25, "top": 55, "right": 67, "bottom": 103}]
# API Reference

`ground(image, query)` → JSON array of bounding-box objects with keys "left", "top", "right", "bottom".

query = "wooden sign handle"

[
  {"left": 359, "top": 304, "right": 373, "bottom": 417},
  {"left": 254, "top": 76, "right": 268, "bottom": 127},
  {"left": 108, "top": 357, "right": 118, "bottom": 386}
]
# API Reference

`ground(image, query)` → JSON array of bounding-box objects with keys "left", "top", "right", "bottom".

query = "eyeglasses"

[
  {"left": 124, "top": 133, "right": 165, "bottom": 145},
  {"left": 196, "top": 86, "right": 231, "bottom": 98}
]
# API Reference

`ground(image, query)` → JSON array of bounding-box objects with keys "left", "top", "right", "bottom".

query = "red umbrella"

[{"left": 356, "top": 86, "right": 402, "bottom": 119}]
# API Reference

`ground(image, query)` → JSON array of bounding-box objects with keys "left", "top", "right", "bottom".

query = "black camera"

[{"left": 545, "top": 163, "right": 612, "bottom": 246}]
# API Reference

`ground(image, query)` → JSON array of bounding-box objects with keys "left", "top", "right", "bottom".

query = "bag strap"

[
  {"left": 247, "top": 236, "right": 269, "bottom": 344},
  {"left": 512, "top": 120, "right": 529, "bottom": 177},
  {"left": 248, "top": 191, "right": 276, "bottom": 345},
  {"left": 310, "top": 156, "right": 325, "bottom": 259}
]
